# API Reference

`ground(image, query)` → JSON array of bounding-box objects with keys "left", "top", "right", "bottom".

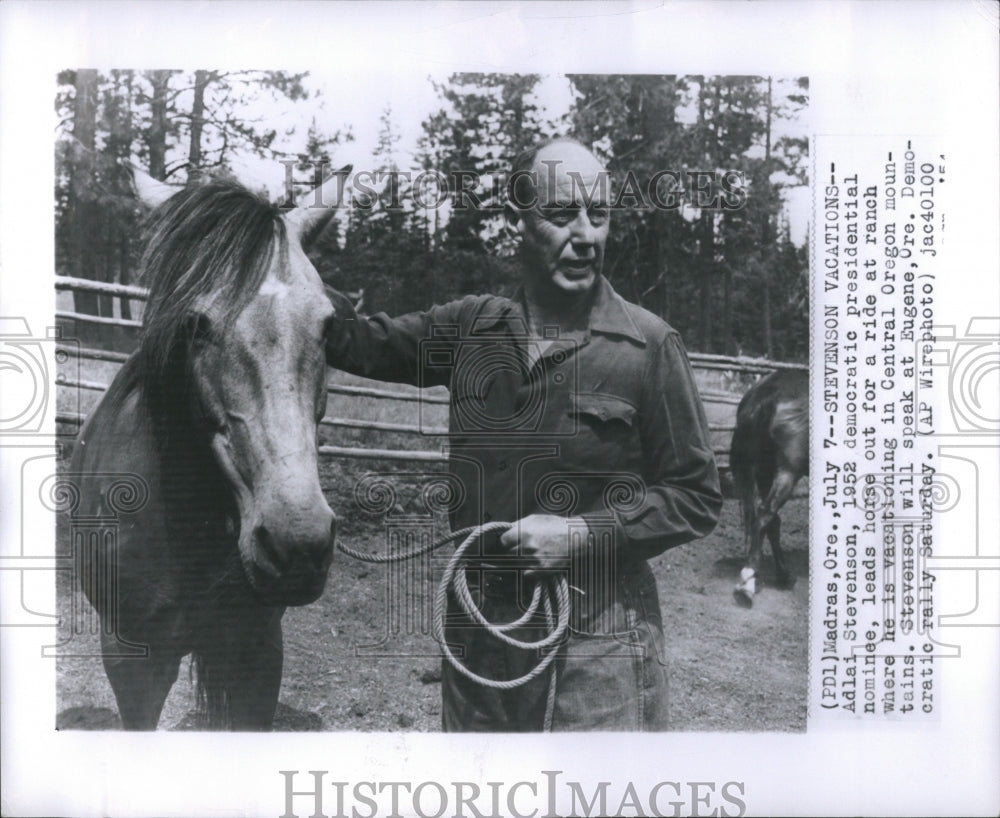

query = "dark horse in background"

[
  {"left": 730, "top": 368, "right": 809, "bottom": 608},
  {"left": 69, "top": 169, "right": 347, "bottom": 728}
]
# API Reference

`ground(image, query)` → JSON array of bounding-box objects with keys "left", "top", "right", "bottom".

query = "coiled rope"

[{"left": 336, "top": 522, "right": 570, "bottom": 731}]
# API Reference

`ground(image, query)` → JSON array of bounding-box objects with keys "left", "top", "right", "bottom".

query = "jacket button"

[
  {"left": 498, "top": 459, "right": 508, "bottom": 470},
  {"left": 483, "top": 511, "right": 493, "bottom": 522}
]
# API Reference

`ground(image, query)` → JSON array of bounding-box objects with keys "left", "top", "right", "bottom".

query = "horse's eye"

[
  {"left": 188, "top": 312, "right": 214, "bottom": 345},
  {"left": 321, "top": 314, "right": 336, "bottom": 341}
]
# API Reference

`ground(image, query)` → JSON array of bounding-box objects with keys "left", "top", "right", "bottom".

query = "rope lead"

[{"left": 337, "top": 521, "right": 569, "bottom": 731}]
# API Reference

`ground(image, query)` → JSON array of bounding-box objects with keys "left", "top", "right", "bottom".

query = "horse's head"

[
  {"left": 135, "top": 170, "right": 350, "bottom": 605},
  {"left": 190, "top": 228, "right": 336, "bottom": 606}
]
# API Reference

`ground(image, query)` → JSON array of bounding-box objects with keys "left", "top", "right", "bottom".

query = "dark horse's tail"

[{"left": 730, "top": 373, "right": 781, "bottom": 548}]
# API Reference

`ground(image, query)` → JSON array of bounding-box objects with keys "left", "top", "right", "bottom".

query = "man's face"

[{"left": 513, "top": 143, "right": 611, "bottom": 297}]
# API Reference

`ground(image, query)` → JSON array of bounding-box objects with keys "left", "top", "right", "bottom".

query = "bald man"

[{"left": 326, "top": 137, "right": 721, "bottom": 731}]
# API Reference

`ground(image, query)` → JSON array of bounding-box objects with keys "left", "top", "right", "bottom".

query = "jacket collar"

[{"left": 476, "top": 276, "right": 646, "bottom": 346}]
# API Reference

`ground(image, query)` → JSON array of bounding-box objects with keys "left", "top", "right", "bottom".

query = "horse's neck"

[{"left": 73, "top": 354, "right": 230, "bottom": 536}]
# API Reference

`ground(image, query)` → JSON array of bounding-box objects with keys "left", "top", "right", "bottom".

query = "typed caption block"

[{"left": 813, "top": 135, "right": 945, "bottom": 719}]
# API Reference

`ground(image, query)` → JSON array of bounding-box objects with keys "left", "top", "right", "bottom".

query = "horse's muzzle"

[{"left": 250, "top": 513, "right": 336, "bottom": 604}]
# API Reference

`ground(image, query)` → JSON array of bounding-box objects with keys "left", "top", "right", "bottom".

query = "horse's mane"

[{"left": 129, "top": 179, "right": 287, "bottom": 420}]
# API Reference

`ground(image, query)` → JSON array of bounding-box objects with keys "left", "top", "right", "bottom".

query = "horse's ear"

[
  {"left": 129, "top": 164, "right": 180, "bottom": 208},
  {"left": 284, "top": 164, "right": 353, "bottom": 236}
]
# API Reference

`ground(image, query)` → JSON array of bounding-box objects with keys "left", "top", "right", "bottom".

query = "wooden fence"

[{"left": 55, "top": 276, "right": 807, "bottom": 467}]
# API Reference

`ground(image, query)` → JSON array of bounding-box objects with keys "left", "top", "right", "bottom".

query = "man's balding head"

[
  {"left": 507, "top": 137, "right": 606, "bottom": 208},
  {"left": 505, "top": 137, "right": 611, "bottom": 298}
]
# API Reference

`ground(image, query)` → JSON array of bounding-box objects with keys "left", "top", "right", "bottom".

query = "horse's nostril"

[
  {"left": 311, "top": 545, "right": 332, "bottom": 572},
  {"left": 255, "top": 524, "right": 287, "bottom": 572}
]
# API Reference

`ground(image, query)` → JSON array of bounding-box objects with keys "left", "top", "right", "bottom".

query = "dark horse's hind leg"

[
  {"left": 734, "top": 519, "right": 765, "bottom": 608},
  {"left": 103, "top": 644, "right": 181, "bottom": 730},
  {"left": 735, "top": 468, "right": 798, "bottom": 607},
  {"left": 761, "top": 468, "right": 799, "bottom": 589},
  {"left": 765, "top": 515, "right": 795, "bottom": 588},
  {"left": 733, "top": 470, "right": 772, "bottom": 608}
]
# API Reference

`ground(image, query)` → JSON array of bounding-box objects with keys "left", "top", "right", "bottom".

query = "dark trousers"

[{"left": 441, "top": 560, "right": 669, "bottom": 731}]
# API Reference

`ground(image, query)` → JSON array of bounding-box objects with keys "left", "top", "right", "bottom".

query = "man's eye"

[
  {"left": 544, "top": 209, "right": 575, "bottom": 225},
  {"left": 589, "top": 209, "right": 610, "bottom": 226}
]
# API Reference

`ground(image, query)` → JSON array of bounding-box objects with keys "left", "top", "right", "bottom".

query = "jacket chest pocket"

[
  {"left": 452, "top": 377, "right": 535, "bottom": 435},
  {"left": 567, "top": 393, "right": 639, "bottom": 468}
]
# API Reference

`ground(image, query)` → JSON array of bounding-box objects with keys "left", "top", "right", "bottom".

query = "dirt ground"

[{"left": 55, "top": 451, "right": 809, "bottom": 733}]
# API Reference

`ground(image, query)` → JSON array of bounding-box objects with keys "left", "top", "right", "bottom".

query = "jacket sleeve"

[
  {"left": 324, "top": 287, "right": 473, "bottom": 389},
  {"left": 582, "top": 332, "right": 723, "bottom": 559}
]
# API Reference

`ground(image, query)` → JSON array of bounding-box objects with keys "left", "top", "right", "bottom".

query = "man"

[{"left": 325, "top": 137, "right": 721, "bottom": 731}]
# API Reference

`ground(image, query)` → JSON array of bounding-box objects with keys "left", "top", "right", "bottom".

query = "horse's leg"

[
  {"left": 761, "top": 468, "right": 798, "bottom": 589},
  {"left": 224, "top": 610, "right": 284, "bottom": 730},
  {"left": 764, "top": 514, "right": 793, "bottom": 588},
  {"left": 102, "top": 643, "right": 181, "bottom": 730},
  {"left": 734, "top": 495, "right": 765, "bottom": 608}
]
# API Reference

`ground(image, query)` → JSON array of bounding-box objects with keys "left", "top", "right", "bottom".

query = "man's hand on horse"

[{"left": 499, "top": 514, "right": 589, "bottom": 578}]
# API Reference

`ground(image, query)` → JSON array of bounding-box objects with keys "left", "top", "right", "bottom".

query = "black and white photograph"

[
  {"left": 1, "top": 2, "right": 997, "bottom": 816},
  {"left": 50, "top": 68, "right": 810, "bottom": 735}
]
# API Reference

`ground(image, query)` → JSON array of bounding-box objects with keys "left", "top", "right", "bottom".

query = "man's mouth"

[{"left": 561, "top": 258, "right": 595, "bottom": 275}]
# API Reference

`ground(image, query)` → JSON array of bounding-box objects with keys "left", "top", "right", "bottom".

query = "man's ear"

[{"left": 504, "top": 203, "right": 525, "bottom": 238}]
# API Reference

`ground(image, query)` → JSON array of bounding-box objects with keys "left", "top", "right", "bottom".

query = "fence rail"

[
  {"left": 55, "top": 306, "right": 806, "bottom": 376},
  {"left": 54, "top": 275, "right": 800, "bottom": 465},
  {"left": 55, "top": 275, "right": 363, "bottom": 312},
  {"left": 56, "top": 345, "right": 451, "bottom": 405},
  {"left": 55, "top": 377, "right": 734, "bottom": 439},
  {"left": 686, "top": 350, "right": 807, "bottom": 373},
  {"left": 54, "top": 411, "right": 733, "bottom": 462},
  {"left": 55, "top": 276, "right": 150, "bottom": 300},
  {"left": 55, "top": 310, "right": 143, "bottom": 329},
  {"left": 54, "top": 354, "right": 760, "bottom": 464}
]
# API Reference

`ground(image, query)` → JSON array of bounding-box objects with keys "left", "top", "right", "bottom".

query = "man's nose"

[{"left": 570, "top": 211, "right": 596, "bottom": 246}]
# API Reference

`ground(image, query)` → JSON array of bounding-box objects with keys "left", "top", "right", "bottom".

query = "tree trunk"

[
  {"left": 67, "top": 69, "right": 103, "bottom": 343},
  {"left": 187, "top": 70, "right": 210, "bottom": 182},
  {"left": 698, "top": 211, "right": 714, "bottom": 351},
  {"left": 762, "top": 271, "right": 773, "bottom": 359},
  {"left": 722, "top": 220, "right": 734, "bottom": 355},
  {"left": 761, "top": 77, "right": 774, "bottom": 358},
  {"left": 653, "top": 211, "right": 670, "bottom": 321},
  {"left": 146, "top": 70, "right": 171, "bottom": 180},
  {"left": 118, "top": 71, "right": 135, "bottom": 319}
]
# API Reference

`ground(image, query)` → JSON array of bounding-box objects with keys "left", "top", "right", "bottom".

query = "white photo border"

[{"left": 1, "top": 2, "right": 997, "bottom": 816}]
